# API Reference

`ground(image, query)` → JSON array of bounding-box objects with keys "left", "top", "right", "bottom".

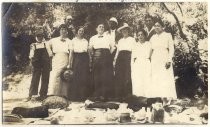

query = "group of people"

[{"left": 26, "top": 14, "right": 177, "bottom": 102}]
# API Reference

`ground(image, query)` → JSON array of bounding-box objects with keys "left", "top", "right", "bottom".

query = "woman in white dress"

[
  {"left": 46, "top": 24, "right": 73, "bottom": 98},
  {"left": 131, "top": 29, "right": 152, "bottom": 97},
  {"left": 150, "top": 20, "right": 177, "bottom": 98}
]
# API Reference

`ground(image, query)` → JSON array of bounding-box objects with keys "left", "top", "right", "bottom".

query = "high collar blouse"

[
  {"left": 117, "top": 36, "right": 136, "bottom": 52},
  {"left": 46, "top": 37, "right": 72, "bottom": 57},
  {"left": 71, "top": 37, "right": 88, "bottom": 53},
  {"left": 132, "top": 41, "right": 151, "bottom": 60},
  {"left": 150, "top": 32, "right": 174, "bottom": 62},
  {"left": 89, "top": 34, "right": 115, "bottom": 50}
]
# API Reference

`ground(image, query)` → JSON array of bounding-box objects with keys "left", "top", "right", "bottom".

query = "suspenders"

[{"left": 33, "top": 43, "right": 46, "bottom": 50}]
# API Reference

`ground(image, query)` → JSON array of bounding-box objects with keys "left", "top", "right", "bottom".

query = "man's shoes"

[{"left": 35, "top": 95, "right": 47, "bottom": 101}]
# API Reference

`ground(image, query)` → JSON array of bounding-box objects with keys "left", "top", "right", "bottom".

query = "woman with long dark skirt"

[
  {"left": 89, "top": 23, "right": 115, "bottom": 101},
  {"left": 68, "top": 26, "right": 91, "bottom": 101},
  {"left": 114, "top": 23, "right": 136, "bottom": 101}
]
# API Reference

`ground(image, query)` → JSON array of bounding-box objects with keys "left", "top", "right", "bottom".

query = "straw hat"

[
  {"left": 117, "top": 23, "right": 131, "bottom": 32},
  {"left": 66, "top": 15, "right": 73, "bottom": 20},
  {"left": 109, "top": 17, "right": 118, "bottom": 24}
]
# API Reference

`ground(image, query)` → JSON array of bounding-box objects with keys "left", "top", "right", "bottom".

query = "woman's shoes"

[
  {"left": 24, "top": 96, "right": 32, "bottom": 102},
  {"left": 24, "top": 95, "right": 47, "bottom": 102},
  {"left": 35, "top": 95, "right": 47, "bottom": 101}
]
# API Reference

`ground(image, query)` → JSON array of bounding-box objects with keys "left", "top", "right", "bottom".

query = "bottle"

[{"left": 146, "top": 107, "right": 152, "bottom": 123}]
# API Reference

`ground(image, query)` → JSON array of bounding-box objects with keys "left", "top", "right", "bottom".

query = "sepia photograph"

[{"left": 1, "top": 1, "right": 208, "bottom": 125}]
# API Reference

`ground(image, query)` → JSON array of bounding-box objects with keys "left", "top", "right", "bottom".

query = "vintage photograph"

[{"left": 1, "top": 1, "right": 208, "bottom": 125}]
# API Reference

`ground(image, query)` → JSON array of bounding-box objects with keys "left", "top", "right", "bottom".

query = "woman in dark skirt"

[
  {"left": 89, "top": 23, "right": 115, "bottom": 101},
  {"left": 68, "top": 26, "right": 91, "bottom": 101},
  {"left": 114, "top": 23, "right": 136, "bottom": 100}
]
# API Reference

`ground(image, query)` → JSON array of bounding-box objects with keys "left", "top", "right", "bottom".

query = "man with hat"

[
  {"left": 106, "top": 17, "right": 122, "bottom": 44},
  {"left": 51, "top": 15, "right": 75, "bottom": 40},
  {"left": 25, "top": 27, "right": 51, "bottom": 101},
  {"left": 106, "top": 17, "right": 122, "bottom": 61}
]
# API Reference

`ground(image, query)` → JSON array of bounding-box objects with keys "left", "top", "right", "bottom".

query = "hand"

[
  {"left": 29, "top": 58, "right": 33, "bottom": 66},
  {"left": 134, "top": 58, "right": 137, "bottom": 63},
  {"left": 148, "top": 57, "right": 151, "bottom": 62},
  {"left": 113, "top": 59, "right": 116, "bottom": 67},
  {"left": 66, "top": 65, "right": 70, "bottom": 69},
  {"left": 165, "top": 62, "right": 171, "bottom": 69},
  {"left": 29, "top": 60, "right": 32, "bottom": 67},
  {"left": 89, "top": 61, "right": 92, "bottom": 72}
]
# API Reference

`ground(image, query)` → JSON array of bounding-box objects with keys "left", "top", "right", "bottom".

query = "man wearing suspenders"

[{"left": 25, "top": 28, "right": 51, "bottom": 101}]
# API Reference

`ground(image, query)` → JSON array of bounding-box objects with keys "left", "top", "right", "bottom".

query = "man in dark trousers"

[
  {"left": 51, "top": 15, "right": 75, "bottom": 40},
  {"left": 25, "top": 27, "right": 51, "bottom": 101}
]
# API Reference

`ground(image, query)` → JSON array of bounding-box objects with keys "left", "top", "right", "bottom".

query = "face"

[
  {"left": 96, "top": 24, "right": 105, "bottom": 34},
  {"left": 109, "top": 21, "right": 117, "bottom": 30},
  {"left": 121, "top": 28, "right": 129, "bottom": 37},
  {"left": 197, "top": 100, "right": 205, "bottom": 110},
  {"left": 60, "top": 28, "right": 68, "bottom": 37},
  {"left": 145, "top": 17, "right": 154, "bottom": 28},
  {"left": 66, "top": 18, "right": 72, "bottom": 25},
  {"left": 36, "top": 34, "right": 44, "bottom": 42},
  {"left": 137, "top": 31, "right": 146, "bottom": 42},
  {"left": 77, "top": 27, "right": 84, "bottom": 37},
  {"left": 154, "top": 22, "right": 163, "bottom": 34}
]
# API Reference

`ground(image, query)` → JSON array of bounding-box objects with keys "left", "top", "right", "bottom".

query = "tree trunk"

[{"left": 161, "top": 3, "right": 187, "bottom": 40}]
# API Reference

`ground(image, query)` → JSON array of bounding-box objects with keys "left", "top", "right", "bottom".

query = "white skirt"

[
  {"left": 132, "top": 58, "right": 152, "bottom": 97},
  {"left": 150, "top": 49, "right": 177, "bottom": 98},
  {"left": 48, "top": 53, "right": 69, "bottom": 97}
]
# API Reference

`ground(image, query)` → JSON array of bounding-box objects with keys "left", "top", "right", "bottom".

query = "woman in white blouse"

[
  {"left": 68, "top": 26, "right": 91, "bottom": 101},
  {"left": 114, "top": 23, "right": 136, "bottom": 100},
  {"left": 46, "top": 24, "right": 73, "bottom": 98},
  {"left": 89, "top": 23, "right": 115, "bottom": 101},
  {"left": 131, "top": 29, "right": 152, "bottom": 97},
  {"left": 150, "top": 20, "right": 177, "bottom": 99}
]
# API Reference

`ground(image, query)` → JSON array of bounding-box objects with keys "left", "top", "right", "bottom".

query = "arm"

[
  {"left": 29, "top": 44, "right": 35, "bottom": 60},
  {"left": 68, "top": 41, "right": 73, "bottom": 69},
  {"left": 165, "top": 34, "right": 174, "bottom": 69},
  {"left": 149, "top": 46, "right": 153, "bottom": 62},
  {"left": 131, "top": 48, "right": 136, "bottom": 65},
  {"left": 68, "top": 50, "right": 73, "bottom": 69},
  {"left": 149, "top": 38, "right": 154, "bottom": 62},
  {"left": 131, "top": 39, "right": 137, "bottom": 64},
  {"left": 88, "top": 37, "right": 94, "bottom": 71},
  {"left": 88, "top": 46, "right": 94, "bottom": 72},
  {"left": 113, "top": 46, "right": 119, "bottom": 67},
  {"left": 109, "top": 35, "right": 116, "bottom": 54},
  {"left": 168, "top": 34, "right": 174, "bottom": 62},
  {"left": 45, "top": 40, "right": 54, "bottom": 58}
]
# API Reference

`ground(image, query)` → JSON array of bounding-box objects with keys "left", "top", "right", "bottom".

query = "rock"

[
  {"left": 50, "top": 117, "right": 59, "bottom": 124},
  {"left": 3, "top": 114, "right": 22, "bottom": 123},
  {"left": 42, "top": 96, "right": 69, "bottom": 109}
]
